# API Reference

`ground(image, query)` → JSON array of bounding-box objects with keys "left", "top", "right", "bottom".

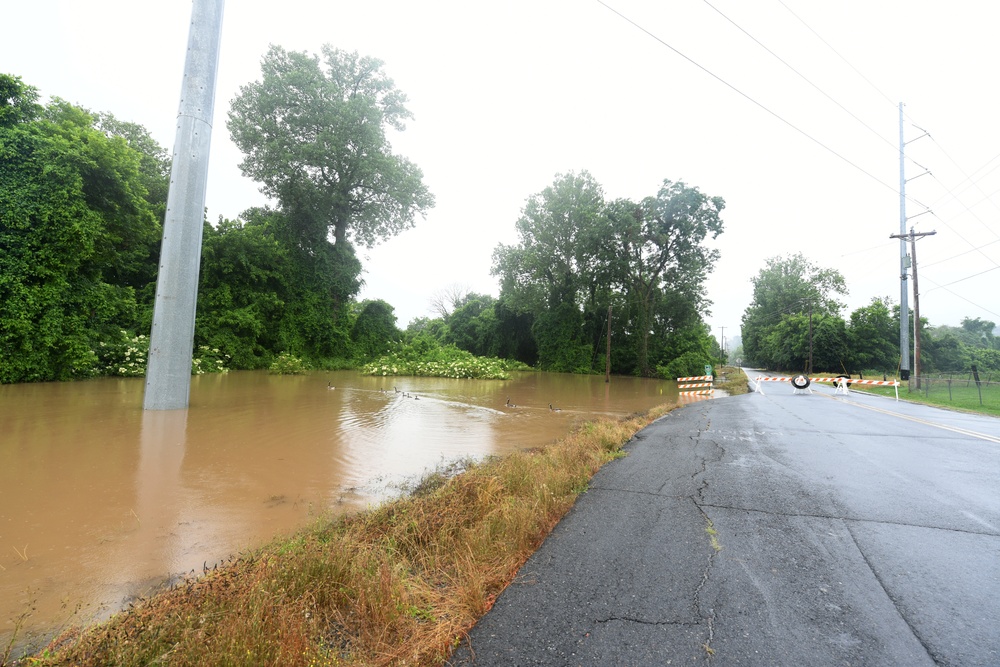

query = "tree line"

[
  {"left": 1, "top": 45, "right": 727, "bottom": 384},
  {"left": 740, "top": 254, "right": 1000, "bottom": 375},
  {"left": 402, "top": 169, "right": 726, "bottom": 378}
]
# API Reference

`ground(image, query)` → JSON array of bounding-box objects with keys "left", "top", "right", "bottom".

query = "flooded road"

[{"left": 0, "top": 370, "right": 679, "bottom": 652}]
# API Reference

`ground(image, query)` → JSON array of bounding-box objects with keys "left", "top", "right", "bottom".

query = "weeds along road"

[{"left": 448, "top": 374, "right": 1000, "bottom": 666}]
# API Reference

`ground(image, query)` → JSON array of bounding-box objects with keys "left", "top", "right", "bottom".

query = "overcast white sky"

[{"left": 5, "top": 1, "right": 999, "bottom": 351}]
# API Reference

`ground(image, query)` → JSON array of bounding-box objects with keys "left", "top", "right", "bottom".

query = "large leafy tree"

[
  {"left": 228, "top": 44, "right": 434, "bottom": 249},
  {"left": 492, "top": 171, "right": 608, "bottom": 371},
  {"left": 350, "top": 299, "right": 401, "bottom": 360},
  {"left": 847, "top": 297, "right": 898, "bottom": 372},
  {"left": 741, "top": 253, "right": 847, "bottom": 368},
  {"left": 606, "top": 180, "right": 725, "bottom": 376}
]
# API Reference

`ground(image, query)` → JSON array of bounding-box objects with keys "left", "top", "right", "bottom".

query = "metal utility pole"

[
  {"left": 808, "top": 306, "right": 813, "bottom": 375},
  {"left": 719, "top": 326, "right": 726, "bottom": 366},
  {"left": 895, "top": 103, "right": 930, "bottom": 383},
  {"left": 897, "top": 103, "right": 909, "bottom": 380},
  {"left": 892, "top": 228, "right": 936, "bottom": 388},
  {"left": 144, "top": 0, "right": 226, "bottom": 410}
]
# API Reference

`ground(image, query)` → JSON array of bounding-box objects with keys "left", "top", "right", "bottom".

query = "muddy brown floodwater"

[{"left": 0, "top": 370, "right": 680, "bottom": 655}]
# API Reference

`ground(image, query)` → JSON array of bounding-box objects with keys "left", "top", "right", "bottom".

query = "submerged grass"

[
  {"left": 715, "top": 366, "right": 749, "bottom": 396},
  {"left": 22, "top": 403, "right": 679, "bottom": 667}
]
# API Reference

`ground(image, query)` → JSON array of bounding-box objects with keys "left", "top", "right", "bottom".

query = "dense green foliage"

[
  {"left": 2, "top": 50, "right": 435, "bottom": 384},
  {"left": 227, "top": 44, "right": 433, "bottom": 248},
  {"left": 269, "top": 352, "right": 310, "bottom": 375},
  {"left": 490, "top": 171, "right": 724, "bottom": 377},
  {"left": 360, "top": 335, "right": 528, "bottom": 380},
  {"left": 0, "top": 75, "right": 162, "bottom": 383},
  {"left": 8, "top": 67, "right": 991, "bottom": 387},
  {"left": 740, "top": 254, "right": 1000, "bottom": 376}
]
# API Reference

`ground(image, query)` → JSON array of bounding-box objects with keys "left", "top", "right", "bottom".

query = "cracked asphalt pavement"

[{"left": 447, "top": 377, "right": 1000, "bottom": 666}]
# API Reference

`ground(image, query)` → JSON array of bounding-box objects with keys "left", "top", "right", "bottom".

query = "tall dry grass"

[{"left": 25, "top": 404, "right": 677, "bottom": 667}]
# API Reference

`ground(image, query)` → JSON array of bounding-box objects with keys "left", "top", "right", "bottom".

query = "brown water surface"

[{"left": 0, "top": 370, "right": 678, "bottom": 652}]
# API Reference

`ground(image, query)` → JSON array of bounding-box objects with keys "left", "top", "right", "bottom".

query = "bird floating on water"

[
  {"left": 506, "top": 397, "right": 517, "bottom": 408},
  {"left": 327, "top": 382, "right": 335, "bottom": 390},
  {"left": 549, "top": 403, "right": 561, "bottom": 411}
]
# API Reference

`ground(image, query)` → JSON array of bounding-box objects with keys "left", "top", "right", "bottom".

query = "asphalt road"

[{"left": 448, "top": 372, "right": 1000, "bottom": 666}]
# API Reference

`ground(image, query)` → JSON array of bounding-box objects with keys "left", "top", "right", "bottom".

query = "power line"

[
  {"left": 773, "top": 2, "right": 1000, "bottom": 235},
  {"left": 920, "top": 274, "right": 1000, "bottom": 319},
  {"left": 923, "top": 265, "right": 1000, "bottom": 293},
  {"left": 594, "top": 0, "right": 899, "bottom": 194},
  {"left": 774, "top": 0, "right": 897, "bottom": 109},
  {"left": 702, "top": 0, "right": 897, "bottom": 152},
  {"left": 922, "top": 237, "right": 1000, "bottom": 269}
]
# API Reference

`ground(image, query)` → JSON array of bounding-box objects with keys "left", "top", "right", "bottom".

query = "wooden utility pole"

[
  {"left": 891, "top": 227, "right": 936, "bottom": 388},
  {"left": 605, "top": 304, "right": 612, "bottom": 383}
]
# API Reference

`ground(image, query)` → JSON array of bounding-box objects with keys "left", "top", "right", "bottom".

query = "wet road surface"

[{"left": 449, "top": 374, "right": 1000, "bottom": 665}]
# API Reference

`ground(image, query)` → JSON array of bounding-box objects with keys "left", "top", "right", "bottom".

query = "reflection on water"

[{"left": 0, "top": 370, "right": 678, "bottom": 651}]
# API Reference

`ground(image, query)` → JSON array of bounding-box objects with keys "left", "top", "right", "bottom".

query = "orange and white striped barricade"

[
  {"left": 677, "top": 375, "right": 714, "bottom": 398},
  {"left": 753, "top": 375, "right": 813, "bottom": 394},
  {"left": 844, "top": 378, "right": 900, "bottom": 401},
  {"left": 752, "top": 376, "right": 789, "bottom": 395}
]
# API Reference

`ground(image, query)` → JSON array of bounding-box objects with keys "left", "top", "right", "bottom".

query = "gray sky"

[{"left": 5, "top": 1, "right": 999, "bottom": 351}]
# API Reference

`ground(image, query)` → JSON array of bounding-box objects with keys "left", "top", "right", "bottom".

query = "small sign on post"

[{"left": 704, "top": 364, "right": 713, "bottom": 377}]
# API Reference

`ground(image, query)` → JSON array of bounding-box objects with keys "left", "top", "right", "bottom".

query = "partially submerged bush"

[
  {"left": 361, "top": 339, "right": 528, "bottom": 380},
  {"left": 269, "top": 352, "right": 309, "bottom": 375}
]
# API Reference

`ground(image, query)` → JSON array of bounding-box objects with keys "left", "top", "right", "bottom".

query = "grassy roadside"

[
  {"left": 715, "top": 366, "right": 749, "bottom": 396},
  {"left": 16, "top": 403, "right": 681, "bottom": 667},
  {"left": 847, "top": 382, "right": 1000, "bottom": 417}
]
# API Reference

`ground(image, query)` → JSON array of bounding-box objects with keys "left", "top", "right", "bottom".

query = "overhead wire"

[
  {"left": 919, "top": 274, "right": 1000, "bottom": 319},
  {"left": 774, "top": 0, "right": 898, "bottom": 110},
  {"left": 594, "top": 0, "right": 899, "bottom": 195},
  {"left": 598, "top": 0, "right": 998, "bottom": 320},
  {"left": 772, "top": 1, "right": 1000, "bottom": 305},
  {"left": 921, "top": 238, "right": 1000, "bottom": 269},
  {"left": 701, "top": 0, "right": 898, "bottom": 153}
]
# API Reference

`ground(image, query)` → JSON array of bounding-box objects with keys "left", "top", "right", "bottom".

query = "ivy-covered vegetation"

[{"left": 1, "top": 53, "right": 432, "bottom": 384}]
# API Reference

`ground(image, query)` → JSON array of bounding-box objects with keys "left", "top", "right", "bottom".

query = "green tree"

[
  {"left": 228, "top": 44, "right": 434, "bottom": 248},
  {"left": 351, "top": 299, "right": 401, "bottom": 360},
  {"left": 741, "top": 253, "right": 847, "bottom": 369},
  {"left": 445, "top": 293, "right": 498, "bottom": 358},
  {"left": 197, "top": 210, "right": 290, "bottom": 368},
  {"left": 492, "top": 171, "right": 607, "bottom": 371},
  {"left": 922, "top": 333, "right": 970, "bottom": 373},
  {"left": 847, "top": 297, "right": 898, "bottom": 372},
  {"left": 0, "top": 73, "right": 41, "bottom": 126},
  {"left": 605, "top": 180, "right": 724, "bottom": 376},
  {"left": 227, "top": 46, "right": 432, "bottom": 363}
]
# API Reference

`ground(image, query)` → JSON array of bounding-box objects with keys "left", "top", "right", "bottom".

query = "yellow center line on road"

[{"left": 818, "top": 392, "right": 1000, "bottom": 444}]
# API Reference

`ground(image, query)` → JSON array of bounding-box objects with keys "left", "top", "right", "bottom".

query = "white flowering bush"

[
  {"left": 360, "top": 341, "right": 528, "bottom": 380},
  {"left": 94, "top": 331, "right": 230, "bottom": 377},
  {"left": 269, "top": 352, "right": 310, "bottom": 375},
  {"left": 192, "top": 345, "right": 231, "bottom": 375},
  {"left": 95, "top": 330, "right": 149, "bottom": 377}
]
